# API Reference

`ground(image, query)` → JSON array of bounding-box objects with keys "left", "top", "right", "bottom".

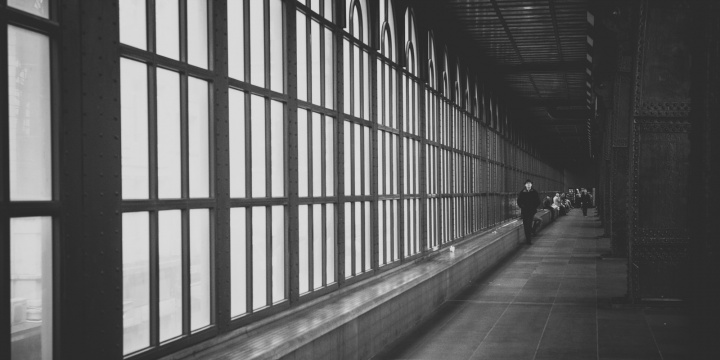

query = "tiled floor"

[{"left": 377, "top": 209, "right": 693, "bottom": 360}]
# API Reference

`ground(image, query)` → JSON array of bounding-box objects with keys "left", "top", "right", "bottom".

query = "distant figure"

[
  {"left": 579, "top": 188, "right": 592, "bottom": 216},
  {"left": 517, "top": 179, "right": 541, "bottom": 244},
  {"left": 553, "top": 193, "right": 563, "bottom": 215},
  {"left": 543, "top": 195, "right": 555, "bottom": 220}
]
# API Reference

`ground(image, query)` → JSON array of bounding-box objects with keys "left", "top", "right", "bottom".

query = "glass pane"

[
  {"left": 354, "top": 202, "right": 361, "bottom": 274},
  {"left": 298, "top": 110, "right": 308, "bottom": 197},
  {"left": 8, "top": 26, "right": 52, "bottom": 201},
  {"left": 271, "top": 206, "right": 285, "bottom": 303},
  {"left": 228, "top": 0, "right": 245, "bottom": 81},
  {"left": 190, "top": 209, "right": 211, "bottom": 330},
  {"left": 230, "top": 208, "right": 247, "bottom": 317},
  {"left": 250, "top": 95, "right": 266, "bottom": 197},
  {"left": 188, "top": 77, "right": 210, "bottom": 198},
  {"left": 296, "top": 11, "right": 307, "bottom": 102},
  {"left": 10, "top": 217, "right": 52, "bottom": 360},
  {"left": 325, "top": 116, "right": 334, "bottom": 196},
  {"left": 312, "top": 204, "right": 322, "bottom": 289},
  {"left": 324, "top": 28, "right": 334, "bottom": 109},
  {"left": 8, "top": 0, "right": 50, "bottom": 18},
  {"left": 120, "top": 58, "right": 149, "bottom": 199},
  {"left": 311, "top": 20, "right": 321, "bottom": 105},
  {"left": 122, "top": 212, "right": 150, "bottom": 354},
  {"left": 119, "top": 0, "right": 147, "bottom": 50},
  {"left": 270, "top": 0, "right": 283, "bottom": 92},
  {"left": 158, "top": 210, "right": 182, "bottom": 341},
  {"left": 343, "top": 121, "right": 351, "bottom": 195},
  {"left": 326, "top": 204, "right": 335, "bottom": 283},
  {"left": 187, "top": 0, "right": 208, "bottom": 68},
  {"left": 229, "top": 89, "right": 246, "bottom": 198},
  {"left": 270, "top": 101, "right": 284, "bottom": 197},
  {"left": 156, "top": 0, "right": 180, "bottom": 59},
  {"left": 344, "top": 202, "right": 351, "bottom": 277},
  {"left": 364, "top": 202, "right": 371, "bottom": 269},
  {"left": 363, "top": 127, "right": 370, "bottom": 195},
  {"left": 352, "top": 46, "right": 360, "bottom": 118},
  {"left": 342, "top": 39, "right": 350, "bottom": 114},
  {"left": 157, "top": 69, "right": 181, "bottom": 198},
  {"left": 298, "top": 205, "right": 309, "bottom": 294},
  {"left": 353, "top": 124, "right": 361, "bottom": 195},
  {"left": 252, "top": 207, "right": 267, "bottom": 309},
  {"left": 312, "top": 113, "right": 322, "bottom": 196},
  {"left": 249, "top": 0, "right": 265, "bottom": 87}
]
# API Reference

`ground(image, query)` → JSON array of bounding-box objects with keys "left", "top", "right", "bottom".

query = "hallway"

[{"left": 379, "top": 209, "right": 691, "bottom": 360}]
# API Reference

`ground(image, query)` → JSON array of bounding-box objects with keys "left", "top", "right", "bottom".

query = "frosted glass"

[
  {"left": 270, "top": 0, "right": 284, "bottom": 92},
  {"left": 298, "top": 111, "right": 308, "bottom": 197},
  {"left": 187, "top": 0, "right": 208, "bottom": 68},
  {"left": 326, "top": 204, "right": 335, "bottom": 283},
  {"left": 251, "top": 95, "right": 266, "bottom": 197},
  {"left": 363, "top": 52, "right": 370, "bottom": 119},
  {"left": 352, "top": 46, "right": 360, "bottom": 117},
  {"left": 122, "top": 212, "right": 149, "bottom": 354},
  {"left": 270, "top": 101, "right": 284, "bottom": 197},
  {"left": 324, "top": 0, "right": 333, "bottom": 20},
  {"left": 364, "top": 202, "right": 371, "bottom": 269},
  {"left": 296, "top": 12, "right": 307, "bottom": 101},
  {"left": 229, "top": 90, "right": 246, "bottom": 198},
  {"left": 310, "top": 0, "right": 319, "bottom": 13},
  {"left": 10, "top": 217, "right": 52, "bottom": 360},
  {"left": 121, "top": 58, "right": 149, "bottom": 199},
  {"left": 156, "top": 0, "right": 180, "bottom": 60},
  {"left": 8, "top": 27, "right": 52, "bottom": 201},
  {"left": 353, "top": 124, "right": 361, "bottom": 195},
  {"left": 391, "top": 134, "right": 397, "bottom": 194},
  {"left": 393, "top": 200, "right": 398, "bottom": 260},
  {"left": 344, "top": 203, "right": 351, "bottom": 278},
  {"left": 343, "top": 121, "right": 351, "bottom": 195},
  {"left": 298, "top": 205, "right": 309, "bottom": 293},
  {"left": 250, "top": 0, "right": 265, "bottom": 87},
  {"left": 188, "top": 78, "right": 209, "bottom": 198},
  {"left": 311, "top": 113, "right": 322, "bottom": 196},
  {"left": 158, "top": 210, "right": 182, "bottom": 341},
  {"left": 325, "top": 116, "right": 334, "bottom": 196},
  {"left": 324, "top": 28, "right": 334, "bottom": 109},
  {"left": 378, "top": 133, "right": 385, "bottom": 195},
  {"left": 8, "top": 0, "right": 49, "bottom": 18},
  {"left": 363, "top": 127, "right": 370, "bottom": 195},
  {"left": 230, "top": 208, "right": 247, "bottom": 317},
  {"left": 311, "top": 20, "right": 321, "bottom": 105},
  {"left": 190, "top": 209, "right": 211, "bottom": 330},
  {"left": 157, "top": 69, "right": 181, "bottom": 199},
  {"left": 354, "top": 202, "right": 361, "bottom": 274},
  {"left": 378, "top": 201, "right": 385, "bottom": 265},
  {"left": 228, "top": 0, "right": 245, "bottom": 80},
  {"left": 342, "top": 40, "right": 350, "bottom": 113},
  {"left": 312, "top": 204, "right": 322, "bottom": 289},
  {"left": 252, "top": 207, "right": 267, "bottom": 309},
  {"left": 120, "top": 0, "right": 147, "bottom": 49},
  {"left": 271, "top": 206, "right": 285, "bottom": 303}
]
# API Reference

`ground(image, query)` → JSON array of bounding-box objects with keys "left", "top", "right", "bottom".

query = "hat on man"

[{"left": 525, "top": 179, "right": 533, "bottom": 184}]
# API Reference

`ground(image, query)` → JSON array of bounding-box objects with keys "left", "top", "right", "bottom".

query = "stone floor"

[{"left": 377, "top": 208, "right": 694, "bottom": 360}]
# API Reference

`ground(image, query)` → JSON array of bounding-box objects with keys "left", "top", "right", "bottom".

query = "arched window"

[{"left": 427, "top": 32, "right": 437, "bottom": 89}]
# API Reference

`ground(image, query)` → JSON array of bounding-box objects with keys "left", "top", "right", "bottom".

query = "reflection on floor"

[{"left": 378, "top": 209, "right": 692, "bottom": 360}]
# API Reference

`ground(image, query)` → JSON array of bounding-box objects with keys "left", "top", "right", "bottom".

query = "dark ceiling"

[{"left": 414, "top": 0, "right": 594, "bottom": 165}]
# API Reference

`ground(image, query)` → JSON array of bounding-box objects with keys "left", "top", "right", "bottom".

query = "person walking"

[
  {"left": 517, "top": 179, "right": 541, "bottom": 244},
  {"left": 579, "top": 188, "right": 592, "bottom": 216}
]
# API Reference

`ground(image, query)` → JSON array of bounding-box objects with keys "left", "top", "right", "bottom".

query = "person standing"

[
  {"left": 517, "top": 179, "right": 541, "bottom": 244},
  {"left": 579, "top": 188, "right": 592, "bottom": 216}
]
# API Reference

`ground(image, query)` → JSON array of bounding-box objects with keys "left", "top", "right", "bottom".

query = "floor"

[{"left": 377, "top": 208, "right": 693, "bottom": 360}]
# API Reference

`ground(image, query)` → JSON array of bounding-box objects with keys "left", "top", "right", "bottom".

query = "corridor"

[{"left": 379, "top": 209, "right": 691, "bottom": 360}]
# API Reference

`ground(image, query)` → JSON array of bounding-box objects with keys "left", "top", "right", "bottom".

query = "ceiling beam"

[{"left": 495, "top": 60, "right": 587, "bottom": 74}]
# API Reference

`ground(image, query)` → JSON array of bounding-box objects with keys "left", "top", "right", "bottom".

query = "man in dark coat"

[
  {"left": 517, "top": 179, "right": 541, "bottom": 244},
  {"left": 579, "top": 188, "right": 592, "bottom": 216}
]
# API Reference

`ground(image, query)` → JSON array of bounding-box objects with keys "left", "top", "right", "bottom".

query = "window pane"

[
  {"left": 157, "top": 69, "right": 181, "bottom": 198},
  {"left": 188, "top": 77, "right": 209, "bottom": 198},
  {"left": 325, "top": 116, "right": 334, "bottom": 196},
  {"left": 353, "top": 124, "right": 361, "bottom": 195},
  {"left": 158, "top": 210, "right": 182, "bottom": 341},
  {"left": 343, "top": 202, "right": 351, "bottom": 277},
  {"left": 271, "top": 206, "right": 285, "bottom": 303},
  {"left": 156, "top": 0, "right": 180, "bottom": 60},
  {"left": 326, "top": 204, "right": 335, "bottom": 283},
  {"left": 311, "top": 20, "right": 321, "bottom": 106},
  {"left": 312, "top": 113, "right": 322, "bottom": 196},
  {"left": 190, "top": 209, "right": 211, "bottom": 330},
  {"left": 228, "top": 0, "right": 245, "bottom": 80},
  {"left": 324, "top": 28, "right": 334, "bottom": 109},
  {"left": 270, "top": 0, "right": 284, "bottom": 92},
  {"left": 296, "top": 11, "right": 307, "bottom": 102},
  {"left": 230, "top": 208, "right": 247, "bottom": 317},
  {"left": 187, "top": 0, "right": 208, "bottom": 68},
  {"left": 250, "top": 95, "right": 266, "bottom": 197},
  {"left": 298, "top": 110, "right": 308, "bottom": 197},
  {"left": 8, "top": 26, "right": 52, "bottom": 201},
  {"left": 121, "top": 58, "right": 149, "bottom": 199},
  {"left": 343, "top": 121, "right": 350, "bottom": 195},
  {"left": 298, "top": 205, "right": 309, "bottom": 294},
  {"left": 119, "top": 0, "right": 147, "bottom": 50},
  {"left": 122, "top": 212, "right": 150, "bottom": 354},
  {"left": 229, "top": 89, "right": 246, "bottom": 198},
  {"left": 252, "top": 207, "right": 267, "bottom": 309},
  {"left": 312, "top": 204, "right": 322, "bottom": 289},
  {"left": 8, "top": 0, "right": 50, "bottom": 18},
  {"left": 249, "top": 0, "right": 265, "bottom": 87},
  {"left": 10, "top": 217, "right": 52, "bottom": 360},
  {"left": 270, "top": 101, "right": 284, "bottom": 197}
]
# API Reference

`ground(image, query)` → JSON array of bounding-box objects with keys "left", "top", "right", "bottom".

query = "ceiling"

[{"left": 414, "top": 0, "right": 594, "bottom": 165}]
